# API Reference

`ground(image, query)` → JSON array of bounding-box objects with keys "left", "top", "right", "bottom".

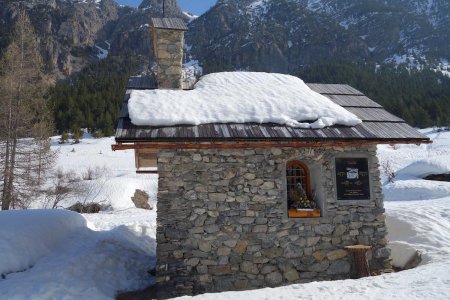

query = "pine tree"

[{"left": 0, "top": 9, "right": 55, "bottom": 210}]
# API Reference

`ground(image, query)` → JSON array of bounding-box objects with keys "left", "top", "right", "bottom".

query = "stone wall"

[
  {"left": 153, "top": 28, "right": 184, "bottom": 89},
  {"left": 156, "top": 146, "right": 391, "bottom": 298}
]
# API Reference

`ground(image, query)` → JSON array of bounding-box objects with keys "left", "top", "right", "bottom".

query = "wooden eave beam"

[{"left": 112, "top": 138, "right": 431, "bottom": 151}]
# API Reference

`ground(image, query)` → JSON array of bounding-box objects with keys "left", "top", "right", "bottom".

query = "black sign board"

[{"left": 335, "top": 158, "right": 370, "bottom": 200}]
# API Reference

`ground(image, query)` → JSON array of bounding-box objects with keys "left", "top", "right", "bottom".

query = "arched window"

[{"left": 286, "top": 161, "right": 320, "bottom": 218}]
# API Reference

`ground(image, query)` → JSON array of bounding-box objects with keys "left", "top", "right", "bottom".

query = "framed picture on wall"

[{"left": 335, "top": 158, "right": 370, "bottom": 200}]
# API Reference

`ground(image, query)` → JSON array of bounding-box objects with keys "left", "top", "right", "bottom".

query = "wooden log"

[{"left": 345, "top": 245, "right": 372, "bottom": 278}]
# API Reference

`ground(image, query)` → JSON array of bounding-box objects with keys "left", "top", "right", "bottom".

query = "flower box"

[{"left": 288, "top": 208, "right": 321, "bottom": 218}]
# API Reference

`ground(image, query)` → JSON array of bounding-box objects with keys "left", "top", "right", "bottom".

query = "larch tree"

[{"left": 0, "top": 9, "right": 55, "bottom": 210}]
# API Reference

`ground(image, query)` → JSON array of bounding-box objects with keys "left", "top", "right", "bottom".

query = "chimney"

[{"left": 152, "top": 18, "right": 188, "bottom": 89}]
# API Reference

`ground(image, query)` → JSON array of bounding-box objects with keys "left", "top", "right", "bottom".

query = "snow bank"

[
  {"left": 383, "top": 179, "right": 450, "bottom": 201},
  {"left": 84, "top": 208, "right": 157, "bottom": 254},
  {"left": 128, "top": 72, "right": 362, "bottom": 129},
  {"left": 0, "top": 210, "right": 155, "bottom": 299},
  {"left": 384, "top": 155, "right": 450, "bottom": 201},
  {"left": 0, "top": 209, "right": 86, "bottom": 276},
  {"left": 378, "top": 129, "right": 450, "bottom": 201},
  {"left": 0, "top": 134, "right": 158, "bottom": 298},
  {"left": 396, "top": 156, "right": 450, "bottom": 178},
  {"left": 388, "top": 241, "right": 421, "bottom": 269}
]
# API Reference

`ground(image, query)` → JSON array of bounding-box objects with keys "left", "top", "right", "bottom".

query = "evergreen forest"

[
  {"left": 48, "top": 55, "right": 141, "bottom": 137},
  {"left": 298, "top": 63, "right": 450, "bottom": 128},
  {"left": 48, "top": 59, "right": 449, "bottom": 136}
]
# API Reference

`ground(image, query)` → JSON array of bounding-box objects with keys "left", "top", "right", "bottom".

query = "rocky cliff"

[
  {"left": 185, "top": 0, "right": 450, "bottom": 74},
  {"left": 1, "top": 0, "right": 449, "bottom": 80},
  {"left": 1, "top": 0, "right": 122, "bottom": 80},
  {"left": 306, "top": 0, "right": 450, "bottom": 65},
  {"left": 0, "top": 0, "right": 186, "bottom": 80}
]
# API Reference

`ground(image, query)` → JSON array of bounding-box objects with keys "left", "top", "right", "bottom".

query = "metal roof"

[
  {"left": 152, "top": 18, "right": 188, "bottom": 31},
  {"left": 114, "top": 76, "right": 430, "bottom": 144}
]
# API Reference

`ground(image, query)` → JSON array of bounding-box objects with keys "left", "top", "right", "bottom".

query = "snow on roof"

[{"left": 128, "top": 72, "right": 362, "bottom": 129}]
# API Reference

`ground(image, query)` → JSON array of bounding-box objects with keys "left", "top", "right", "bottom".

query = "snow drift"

[
  {"left": 128, "top": 72, "right": 362, "bottom": 129},
  {"left": 396, "top": 156, "right": 450, "bottom": 178},
  {"left": 0, "top": 209, "right": 86, "bottom": 276},
  {"left": 0, "top": 209, "right": 155, "bottom": 299}
]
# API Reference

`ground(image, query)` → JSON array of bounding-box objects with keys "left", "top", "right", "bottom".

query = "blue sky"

[{"left": 116, "top": 0, "right": 217, "bottom": 15}]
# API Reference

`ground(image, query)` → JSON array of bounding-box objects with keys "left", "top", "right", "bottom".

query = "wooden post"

[{"left": 345, "top": 245, "right": 372, "bottom": 278}]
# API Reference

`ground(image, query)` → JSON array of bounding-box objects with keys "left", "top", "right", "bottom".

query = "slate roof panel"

[
  {"left": 323, "top": 94, "right": 383, "bottom": 108},
  {"left": 152, "top": 18, "right": 188, "bottom": 31},
  {"left": 306, "top": 83, "right": 363, "bottom": 95}
]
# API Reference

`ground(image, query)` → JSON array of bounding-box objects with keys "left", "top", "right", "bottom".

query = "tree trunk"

[
  {"left": 1, "top": 79, "right": 14, "bottom": 210},
  {"left": 0, "top": 10, "right": 54, "bottom": 209}
]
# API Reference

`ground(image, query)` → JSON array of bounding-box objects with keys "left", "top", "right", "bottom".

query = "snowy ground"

[
  {"left": 0, "top": 135, "right": 158, "bottom": 299},
  {"left": 49, "top": 135, "right": 158, "bottom": 210},
  {"left": 0, "top": 128, "right": 449, "bottom": 299}
]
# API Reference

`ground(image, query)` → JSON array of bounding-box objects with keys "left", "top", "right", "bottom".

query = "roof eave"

[{"left": 112, "top": 137, "right": 431, "bottom": 151}]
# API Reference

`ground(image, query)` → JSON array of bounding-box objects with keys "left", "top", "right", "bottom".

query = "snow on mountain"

[
  {"left": 435, "top": 59, "right": 450, "bottom": 77},
  {"left": 64, "top": 0, "right": 102, "bottom": 4},
  {"left": 183, "top": 11, "right": 198, "bottom": 22},
  {"left": 187, "top": 0, "right": 450, "bottom": 73},
  {"left": 246, "top": 0, "right": 270, "bottom": 19},
  {"left": 95, "top": 44, "right": 109, "bottom": 59}
]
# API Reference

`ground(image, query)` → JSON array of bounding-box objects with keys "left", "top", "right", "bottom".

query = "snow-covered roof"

[
  {"left": 128, "top": 72, "right": 362, "bottom": 129},
  {"left": 116, "top": 74, "right": 430, "bottom": 144}
]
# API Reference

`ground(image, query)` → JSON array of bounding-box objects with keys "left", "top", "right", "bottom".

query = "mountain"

[
  {"left": 0, "top": 0, "right": 187, "bottom": 81},
  {"left": 306, "top": 0, "right": 450, "bottom": 65},
  {"left": 139, "top": 0, "right": 185, "bottom": 17},
  {"left": 186, "top": 0, "right": 368, "bottom": 73},
  {"left": 0, "top": 0, "right": 122, "bottom": 80},
  {"left": 1, "top": 0, "right": 449, "bottom": 133},
  {"left": 2, "top": 0, "right": 448, "bottom": 79},
  {"left": 185, "top": 0, "right": 450, "bottom": 74}
]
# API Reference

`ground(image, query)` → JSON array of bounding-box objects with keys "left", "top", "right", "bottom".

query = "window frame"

[
  {"left": 285, "top": 160, "right": 322, "bottom": 219},
  {"left": 286, "top": 160, "right": 312, "bottom": 201}
]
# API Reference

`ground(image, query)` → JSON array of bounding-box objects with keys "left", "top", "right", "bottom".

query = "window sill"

[{"left": 288, "top": 208, "right": 321, "bottom": 218}]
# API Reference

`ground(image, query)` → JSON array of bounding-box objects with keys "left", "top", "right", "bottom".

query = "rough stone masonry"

[
  {"left": 153, "top": 28, "right": 184, "bottom": 89},
  {"left": 155, "top": 145, "right": 391, "bottom": 298}
]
